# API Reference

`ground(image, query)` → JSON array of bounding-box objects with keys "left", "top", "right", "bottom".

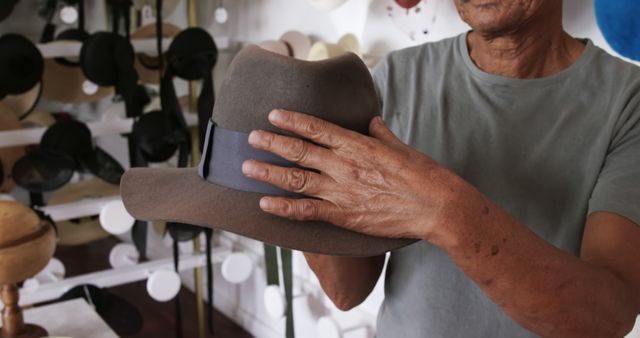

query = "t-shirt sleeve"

[
  {"left": 371, "top": 53, "right": 408, "bottom": 141},
  {"left": 371, "top": 56, "right": 389, "bottom": 114},
  {"left": 588, "top": 98, "right": 640, "bottom": 226}
]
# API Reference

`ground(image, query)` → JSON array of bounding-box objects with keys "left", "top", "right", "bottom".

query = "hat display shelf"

[
  {"left": 0, "top": 4, "right": 270, "bottom": 338},
  {"left": 0, "top": 32, "right": 209, "bottom": 326},
  {"left": 6, "top": 196, "right": 256, "bottom": 301}
]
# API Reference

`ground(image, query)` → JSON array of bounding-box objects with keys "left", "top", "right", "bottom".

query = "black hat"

[
  {"left": 40, "top": 115, "right": 125, "bottom": 185},
  {"left": 131, "top": 110, "right": 189, "bottom": 165},
  {"left": 12, "top": 147, "right": 76, "bottom": 193},
  {"left": 162, "top": 28, "right": 218, "bottom": 151},
  {"left": 54, "top": 28, "right": 90, "bottom": 66},
  {"left": 80, "top": 32, "right": 149, "bottom": 118},
  {"left": 0, "top": 34, "right": 44, "bottom": 100},
  {"left": 0, "top": 0, "right": 18, "bottom": 22}
]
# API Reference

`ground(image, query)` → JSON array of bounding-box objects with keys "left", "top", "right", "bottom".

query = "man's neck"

[{"left": 466, "top": 16, "right": 585, "bottom": 79}]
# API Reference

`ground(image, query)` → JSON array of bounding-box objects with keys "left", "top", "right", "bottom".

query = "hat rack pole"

[
  {"left": 37, "top": 196, "right": 120, "bottom": 222},
  {"left": 186, "top": 0, "right": 207, "bottom": 337}
]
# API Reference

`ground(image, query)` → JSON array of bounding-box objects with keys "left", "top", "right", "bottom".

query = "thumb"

[{"left": 369, "top": 116, "right": 406, "bottom": 148}]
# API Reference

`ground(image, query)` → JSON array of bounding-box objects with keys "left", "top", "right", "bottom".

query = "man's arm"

[
  {"left": 438, "top": 186, "right": 640, "bottom": 338},
  {"left": 303, "top": 254, "right": 385, "bottom": 311},
  {"left": 243, "top": 109, "right": 640, "bottom": 337}
]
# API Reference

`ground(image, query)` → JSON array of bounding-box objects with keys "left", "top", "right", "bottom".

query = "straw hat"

[
  {"left": 132, "top": 0, "right": 180, "bottom": 19},
  {"left": 121, "top": 46, "right": 415, "bottom": 256},
  {"left": 307, "top": 33, "right": 362, "bottom": 61},
  {"left": 0, "top": 103, "right": 26, "bottom": 193},
  {"left": 131, "top": 22, "right": 182, "bottom": 85},
  {"left": 41, "top": 35, "right": 114, "bottom": 103},
  {"left": 280, "top": 31, "right": 312, "bottom": 60},
  {"left": 0, "top": 34, "right": 44, "bottom": 119},
  {"left": 259, "top": 31, "right": 312, "bottom": 60},
  {"left": 49, "top": 179, "right": 119, "bottom": 246}
]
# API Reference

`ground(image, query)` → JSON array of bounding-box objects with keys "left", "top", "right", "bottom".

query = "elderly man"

[{"left": 241, "top": 0, "right": 640, "bottom": 337}]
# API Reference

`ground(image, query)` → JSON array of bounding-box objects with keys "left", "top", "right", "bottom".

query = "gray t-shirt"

[{"left": 373, "top": 33, "right": 640, "bottom": 338}]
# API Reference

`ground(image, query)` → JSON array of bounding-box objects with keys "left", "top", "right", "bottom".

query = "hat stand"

[{"left": 0, "top": 285, "right": 47, "bottom": 338}]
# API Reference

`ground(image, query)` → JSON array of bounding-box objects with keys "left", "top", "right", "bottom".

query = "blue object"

[{"left": 594, "top": 0, "right": 640, "bottom": 61}]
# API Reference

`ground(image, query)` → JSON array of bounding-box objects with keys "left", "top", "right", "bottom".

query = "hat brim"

[
  {"left": 42, "top": 54, "right": 114, "bottom": 103},
  {"left": 121, "top": 167, "right": 416, "bottom": 257}
]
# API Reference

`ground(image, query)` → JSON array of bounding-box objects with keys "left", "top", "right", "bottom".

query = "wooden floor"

[{"left": 52, "top": 236, "right": 254, "bottom": 338}]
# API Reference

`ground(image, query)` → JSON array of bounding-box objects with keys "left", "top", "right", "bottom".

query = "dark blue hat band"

[{"left": 198, "top": 119, "right": 301, "bottom": 197}]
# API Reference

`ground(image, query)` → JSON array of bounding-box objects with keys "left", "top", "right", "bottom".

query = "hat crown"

[
  {"left": 0, "top": 34, "right": 44, "bottom": 96},
  {"left": 213, "top": 45, "right": 379, "bottom": 135}
]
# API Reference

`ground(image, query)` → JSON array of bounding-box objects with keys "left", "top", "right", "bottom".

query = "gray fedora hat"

[{"left": 121, "top": 45, "right": 415, "bottom": 256}]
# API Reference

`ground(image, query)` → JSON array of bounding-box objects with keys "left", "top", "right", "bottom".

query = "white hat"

[{"left": 307, "top": 33, "right": 362, "bottom": 61}]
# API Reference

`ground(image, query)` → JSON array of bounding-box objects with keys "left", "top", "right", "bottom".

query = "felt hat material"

[
  {"left": 132, "top": 109, "right": 188, "bottom": 164},
  {"left": 80, "top": 32, "right": 136, "bottom": 87},
  {"left": 167, "top": 28, "right": 218, "bottom": 81},
  {"left": 163, "top": 27, "right": 217, "bottom": 151},
  {"left": 12, "top": 114, "right": 125, "bottom": 193},
  {"left": 41, "top": 116, "right": 125, "bottom": 185},
  {"left": 49, "top": 179, "right": 118, "bottom": 246},
  {"left": 0, "top": 0, "right": 19, "bottom": 22},
  {"left": 121, "top": 45, "right": 416, "bottom": 256},
  {"left": 131, "top": 23, "right": 182, "bottom": 85},
  {"left": 80, "top": 31, "right": 149, "bottom": 118},
  {"left": 12, "top": 147, "right": 76, "bottom": 193},
  {"left": 0, "top": 34, "right": 44, "bottom": 99},
  {"left": 594, "top": 0, "right": 640, "bottom": 61}
]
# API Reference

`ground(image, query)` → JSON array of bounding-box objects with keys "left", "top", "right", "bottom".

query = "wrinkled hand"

[{"left": 242, "top": 109, "right": 468, "bottom": 240}]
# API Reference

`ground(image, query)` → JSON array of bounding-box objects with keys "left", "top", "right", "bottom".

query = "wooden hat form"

[
  {"left": 0, "top": 201, "right": 56, "bottom": 338},
  {"left": 131, "top": 23, "right": 182, "bottom": 85}
]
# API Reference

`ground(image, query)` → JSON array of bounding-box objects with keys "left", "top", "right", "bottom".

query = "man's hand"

[{"left": 241, "top": 109, "right": 468, "bottom": 241}]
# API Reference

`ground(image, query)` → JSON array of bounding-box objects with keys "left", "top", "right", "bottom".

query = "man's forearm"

[{"left": 432, "top": 184, "right": 637, "bottom": 338}]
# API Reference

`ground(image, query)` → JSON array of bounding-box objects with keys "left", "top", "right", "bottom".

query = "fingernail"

[
  {"left": 260, "top": 197, "right": 274, "bottom": 211},
  {"left": 248, "top": 130, "right": 261, "bottom": 146},
  {"left": 268, "top": 109, "right": 284, "bottom": 124},
  {"left": 374, "top": 116, "right": 384, "bottom": 124},
  {"left": 241, "top": 160, "right": 255, "bottom": 176}
]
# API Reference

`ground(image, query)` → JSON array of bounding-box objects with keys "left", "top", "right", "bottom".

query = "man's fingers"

[
  {"left": 369, "top": 116, "right": 407, "bottom": 150},
  {"left": 242, "top": 160, "right": 335, "bottom": 196},
  {"left": 259, "top": 197, "right": 339, "bottom": 223},
  {"left": 268, "top": 109, "right": 360, "bottom": 149},
  {"left": 248, "top": 130, "right": 337, "bottom": 171}
]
